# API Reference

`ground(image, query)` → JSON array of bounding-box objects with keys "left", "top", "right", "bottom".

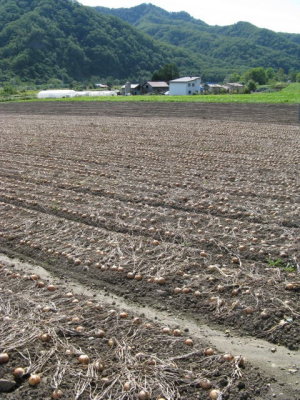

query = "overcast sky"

[{"left": 79, "top": 0, "right": 300, "bottom": 33}]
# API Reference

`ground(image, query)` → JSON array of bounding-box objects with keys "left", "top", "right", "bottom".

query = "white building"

[{"left": 169, "top": 77, "right": 201, "bottom": 96}]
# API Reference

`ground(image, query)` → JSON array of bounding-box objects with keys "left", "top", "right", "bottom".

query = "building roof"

[
  {"left": 225, "top": 82, "right": 244, "bottom": 87},
  {"left": 207, "top": 84, "right": 224, "bottom": 88},
  {"left": 121, "top": 84, "right": 140, "bottom": 89},
  {"left": 145, "top": 81, "right": 169, "bottom": 88},
  {"left": 170, "top": 77, "right": 201, "bottom": 83}
]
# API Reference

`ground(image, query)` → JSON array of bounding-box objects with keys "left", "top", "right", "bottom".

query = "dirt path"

[{"left": 1, "top": 253, "right": 299, "bottom": 400}]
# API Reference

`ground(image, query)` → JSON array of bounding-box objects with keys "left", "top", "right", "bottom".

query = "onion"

[
  {"left": 184, "top": 338, "right": 193, "bottom": 346},
  {"left": 39, "top": 333, "right": 51, "bottom": 342},
  {"left": 52, "top": 389, "right": 63, "bottom": 399},
  {"left": 174, "top": 287, "right": 182, "bottom": 294},
  {"left": 154, "top": 277, "right": 166, "bottom": 285},
  {"left": 222, "top": 353, "right": 234, "bottom": 362},
  {"left": 173, "top": 329, "right": 182, "bottom": 336},
  {"left": 199, "top": 378, "right": 212, "bottom": 389},
  {"left": 132, "top": 317, "right": 142, "bottom": 325},
  {"left": 94, "top": 361, "right": 105, "bottom": 371},
  {"left": 209, "top": 389, "right": 221, "bottom": 399},
  {"left": 30, "top": 274, "right": 40, "bottom": 281},
  {"left": 0, "top": 352, "right": 9, "bottom": 364},
  {"left": 47, "top": 285, "right": 56, "bottom": 292},
  {"left": 78, "top": 354, "right": 90, "bottom": 364},
  {"left": 243, "top": 306, "right": 255, "bottom": 315},
  {"left": 95, "top": 329, "right": 105, "bottom": 338},
  {"left": 123, "top": 381, "right": 131, "bottom": 391},
  {"left": 13, "top": 367, "right": 26, "bottom": 378},
  {"left": 119, "top": 312, "right": 128, "bottom": 319},
  {"left": 138, "top": 390, "right": 150, "bottom": 400},
  {"left": 204, "top": 348, "right": 215, "bottom": 356},
  {"left": 28, "top": 374, "right": 41, "bottom": 386}
]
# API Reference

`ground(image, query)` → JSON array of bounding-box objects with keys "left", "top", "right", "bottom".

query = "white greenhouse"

[
  {"left": 37, "top": 90, "right": 76, "bottom": 99},
  {"left": 37, "top": 90, "right": 118, "bottom": 99}
]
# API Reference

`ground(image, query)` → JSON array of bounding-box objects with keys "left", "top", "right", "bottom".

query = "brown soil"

[
  {"left": 0, "top": 104, "right": 299, "bottom": 399},
  {"left": 0, "top": 258, "right": 268, "bottom": 400}
]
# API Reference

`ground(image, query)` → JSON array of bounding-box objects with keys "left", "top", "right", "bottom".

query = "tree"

[
  {"left": 226, "top": 72, "right": 241, "bottom": 83},
  {"left": 245, "top": 79, "right": 257, "bottom": 93},
  {"left": 296, "top": 72, "right": 300, "bottom": 82},
  {"left": 244, "top": 67, "right": 267, "bottom": 85},
  {"left": 266, "top": 67, "right": 275, "bottom": 82},
  {"left": 276, "top": 68, "right": 286, "bottom": 82},
  {"left": 151, "top": 63, "right": 179, "bottom": 82}
]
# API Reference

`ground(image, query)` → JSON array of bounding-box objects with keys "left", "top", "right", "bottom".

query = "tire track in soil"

[{"left": 0, "top": 252, "right": 299, "bottom": 400}]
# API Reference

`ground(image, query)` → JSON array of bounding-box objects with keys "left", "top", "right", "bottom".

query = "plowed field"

[{"left": 0, "top": 102, "right": 299, "bottom": 399}]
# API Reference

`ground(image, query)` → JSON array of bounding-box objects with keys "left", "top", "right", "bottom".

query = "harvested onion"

[
  {"left": 13, "top": 367, "right": 25, "bottom": 378},
  {"left": 28, "top": 374, "right": 41, "bottom": 386},
  {"left": 138, "top": 390, "right": 150, "bottom": 400},
  {"left": 0, "top": 352, "right": 9, "bottom": 364},
  {"left": 78, "top": 354, "right": 90, "bottom": 364},
  {"left": 209, "top": 389, "right": 221, "bottom": 399},
  {"left": 52, "top": 389, "right": 63, "bottom": 399}
]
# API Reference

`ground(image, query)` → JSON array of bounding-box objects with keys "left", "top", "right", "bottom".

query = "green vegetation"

[
  {"left": 2, "top": 83, "right": 298, "bottom": 104},
  {"left": 152, "top": 63, "right": 179, "bottom": 81},
  {"left": 267, "top": 258, "right": 297, "bottom": 273}
]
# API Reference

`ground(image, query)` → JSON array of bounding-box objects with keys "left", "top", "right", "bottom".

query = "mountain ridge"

[
  {"left": 95, "top": 3, "right": 300, "bottom": 76},
  {"left": 0, "top": 0, "right": 299, "bottom": 84}
]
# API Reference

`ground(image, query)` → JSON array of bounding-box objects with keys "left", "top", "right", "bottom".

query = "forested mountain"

[
  {"left": 0, "top": 0, "right": 214, "bottom": 83},
  {"left": 1, "top": 0, "right": 299, "bottom": 84},
  {"left": 96, "top": 3, "right": 300, "bottom": 76}
]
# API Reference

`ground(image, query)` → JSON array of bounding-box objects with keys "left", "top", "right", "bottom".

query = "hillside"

[
  {"left": 0, "top": 0, "right": 213, "bottom": 83},
  {"left": 96, "top": 3, "right": 300, "bottom": 77}
]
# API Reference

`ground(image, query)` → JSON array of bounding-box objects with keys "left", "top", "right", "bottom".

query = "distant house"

[
  {"left": 120, "top": 83, "right": 141, "bottom": 95},
  {"left": 224, "top": 82, "right": 244, "bottom": 94},
  {"left": 207, "top": 84, "right": 228, "bottom": 94},
  {"left": 142, "top": 81, "right": 169, "bottom": 94},
  {"left": 169, "top": 77, "right": 201, "bottom": 95}
]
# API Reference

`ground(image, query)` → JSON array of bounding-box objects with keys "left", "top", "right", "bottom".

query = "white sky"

[{"left": 79, "top": 0, "right": 300, "bottom": 33}]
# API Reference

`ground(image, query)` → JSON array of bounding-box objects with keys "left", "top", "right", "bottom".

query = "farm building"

[
  {"left": 224, "top": 82, "right": 244, "bottom": 93},
  {"left": 169, "top": 77, "right": 201, "bottom": 95},
  {"left": 206, "top": 84, "right": 228, "bottom": 94},
  {"left": 142, "top": 81, "right": 169, "bottom": 94},
  {"left": 120, "top": 83, "right": 141, "bottom": 96}
]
